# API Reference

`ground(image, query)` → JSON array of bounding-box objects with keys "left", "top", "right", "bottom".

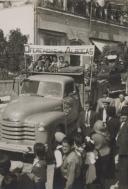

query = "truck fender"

[
  {"left": 24, "top": 111, "right": 66, "bottom": 131},
  {"left": 24, "top": 111, "right": 66, "bottom": 153}
]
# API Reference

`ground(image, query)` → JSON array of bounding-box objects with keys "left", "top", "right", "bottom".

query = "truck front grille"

[{"left": 1, "top": 121, "right": 35, "bottom": 143}]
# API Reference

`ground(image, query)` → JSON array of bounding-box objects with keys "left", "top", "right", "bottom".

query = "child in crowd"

[{"left": 31, "top": 143, "right": 47, "bottom": 189}]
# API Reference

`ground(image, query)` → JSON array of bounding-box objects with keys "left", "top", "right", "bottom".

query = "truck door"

[{"left": 63, "top": 81, "right": 80, "bottom": 124}]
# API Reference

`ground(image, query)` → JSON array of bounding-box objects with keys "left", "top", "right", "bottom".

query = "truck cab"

[{"left": 0, "top": 71, "right": 83, "bottom": 154}]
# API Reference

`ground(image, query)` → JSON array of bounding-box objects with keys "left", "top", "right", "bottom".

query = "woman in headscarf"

[{"left": 91, "top": 120, "right": 111, "bottom": 189}]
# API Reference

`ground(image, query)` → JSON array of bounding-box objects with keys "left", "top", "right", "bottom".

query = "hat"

[
  {"left": 54, "top": 132, "right": 66, "bottom": 143},
  {"left": 93, "top": 120, "right": 106, "bottom": 133},
  {"left": 121, "top": 106, "right": 128, "bottom": 116},
  {"left": 102, "top": 99, "right": 110, "bottom": 104}
]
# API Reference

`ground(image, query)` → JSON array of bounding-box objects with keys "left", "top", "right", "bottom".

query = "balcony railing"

[{"left": 37, "top": 0, "right": 128, "bottom": 27}]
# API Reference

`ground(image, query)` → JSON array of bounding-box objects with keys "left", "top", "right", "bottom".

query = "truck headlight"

[
  {"left": 38, "top": 123, "right": 45, "bottom": 132},
  {"left": 38, "top": 126, "right": 45, "bottom": 132}
]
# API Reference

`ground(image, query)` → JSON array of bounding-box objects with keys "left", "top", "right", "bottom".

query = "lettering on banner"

[{"left": 24, "top": 44, "right": 95, "bottom": 56}]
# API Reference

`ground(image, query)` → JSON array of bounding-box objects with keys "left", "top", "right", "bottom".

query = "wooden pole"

[
  {"left": 89, "top": 56, "right": 93, "bottom": 90},
  {"left": 89, "top": 0, "right": 93, "bottom": 36},
  {"left": 24, "top": 54, "right": 27, "bottom": 76}
]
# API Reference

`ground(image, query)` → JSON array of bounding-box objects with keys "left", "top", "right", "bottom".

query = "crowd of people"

[
  {"left": 0, "top": 91, "right": 128, "bottom": 189},
  {"left": 37, "top": 0, "right": 128, "bottom": 26},
  {"left": 28, "top": 55, "right": 69, "bottom": 73}
]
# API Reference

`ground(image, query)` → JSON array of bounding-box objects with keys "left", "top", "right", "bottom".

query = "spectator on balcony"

[
  {"left": 75, "top": 0, "right": 84, "bottom": 15},
  {"left": 41, "top": 0, "right": 54, "bottom": 7},
  {"left": 106, "top": 2, "right": 112, "bottom": 20},
  {"left": 54, "top": 0, "right": 63, "bottom": 9},
  {"left": 96, "top": 0, "right": 105, "bottom": 19},
  {"left": 115, "top": 6, "right": 122, "bottom": 24},
  {"left": 67, "top": 0, "right": 75, "bottom": 13},
  {"left": 104, "top": 0, "right": 110, "bottom": 21},
  {"left": 92, "top": 0, "right": 98, "bottom": 18},
  {"left": 85, "top": 0, "right": 91, "bottom": 17}
]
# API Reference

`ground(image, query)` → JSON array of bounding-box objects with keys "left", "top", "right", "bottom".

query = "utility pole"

[
  {"left": 89, "top": 0, "right": 93, "bottom": 89},
  {"left": 34, "top": 0, "right": 37, "bottom": 45},
  {"left": 89, "top": 0, "right": 93, "bottom": 37}
]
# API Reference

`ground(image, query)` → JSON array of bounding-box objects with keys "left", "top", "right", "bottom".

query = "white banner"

[{"left": 24, "top": 44, "right": 95, "bottom": 56}]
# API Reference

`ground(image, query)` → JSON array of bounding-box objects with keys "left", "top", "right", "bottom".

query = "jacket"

[{"left": 116, "top": 121, "right": 128, "bottom": 156}]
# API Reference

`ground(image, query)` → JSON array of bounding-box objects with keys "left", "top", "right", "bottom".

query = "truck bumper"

[{"left": 0, "top": 141, "right": 33, "bottom": 154}]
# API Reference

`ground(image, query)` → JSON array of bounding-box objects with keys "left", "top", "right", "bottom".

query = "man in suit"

[
  {"left": 96, "top": 91, "right": 114, "bottom": 113},
  {"left": 116, "top": 107, "right": 128, "bottom": 189},
  {"left": 96, "top": 99, "right": 110, "bottom": 127},
  {"left": 107, "top": 106, "right": 120, "bottom": 142},
  {"left": 114, "top": 93, "right": 128, "bottom": 116},
  {"left": 81, "top": 101, "right": 96, "bottom": 136}
]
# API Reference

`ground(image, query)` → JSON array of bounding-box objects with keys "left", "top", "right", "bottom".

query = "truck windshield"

[{"left": 21, "top": 80, "right": 62, "bottom": 97}]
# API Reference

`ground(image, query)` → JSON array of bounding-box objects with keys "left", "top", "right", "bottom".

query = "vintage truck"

[{"left": 0, "top": 68, "right": 84, "bottom": 155}]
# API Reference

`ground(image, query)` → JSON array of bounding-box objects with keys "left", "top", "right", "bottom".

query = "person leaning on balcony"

[
  {"left": 54, "top": 0, "right": 63, "bottom": 9},
  {"left": 85, "top": 0, "right": 91, "bottom": 17},
  {"left": 104, "top": 0, "right": 110, "bottom": 21},
  {"left": 96, "top": 0, "right": 105, "bottom": 18},
  {"left": 92, "top": 0, "right": 98, "bottom": 18},
  {"left": 67, "top": 0, "right": 75, "bottom": 13}
]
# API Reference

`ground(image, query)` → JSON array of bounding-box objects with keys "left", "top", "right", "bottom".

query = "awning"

[
  {"left": 91, "top": 41, "right": 106, "bottom": 52},
  {"left": 91, "top": 40, "right": 118, "bottom": 52}
]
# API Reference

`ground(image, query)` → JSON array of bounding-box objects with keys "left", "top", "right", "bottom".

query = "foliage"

[
  {"left": 0, "top": 28, "right": 30, "bottom": 76},
  {"left": 100, "top": 42, "right": 128, "bottom": 64},
  {"left": 0, "top": 29, "right": 7, "bottom": 69},
  {"left": 6, "top": 29, "right": 28, "bottom": 73}
]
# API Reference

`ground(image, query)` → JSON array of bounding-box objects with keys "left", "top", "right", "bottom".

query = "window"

[
  {"left": 21, "top": 80, "right": 39, "bottom": 94},
  {"left": 39, "top": 29, "right": 67, "bottom": 45},
  {"left": 64, "top": 82, "right": 74, "bottom": 97},
  {"left": 38, "top": 81, "right": 62, "bottom": 97}
]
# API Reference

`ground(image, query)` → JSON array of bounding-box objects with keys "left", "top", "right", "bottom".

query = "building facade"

[
  {"left": 0, "top": 1, "right": 128, "bottom": 54},
  {"left": 35, "top": 1, "right": 128, "bottom": 46}
]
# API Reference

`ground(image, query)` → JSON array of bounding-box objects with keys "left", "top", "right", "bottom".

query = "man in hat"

[
  {"left": 116, "top": 107, "right": 128, "bottom": 189},
  {"left": 96, "top": 91, "right": 114, "bottom": 113},
  {"left": 114, "top": 93, "right": 128, "bottom": 117}
]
